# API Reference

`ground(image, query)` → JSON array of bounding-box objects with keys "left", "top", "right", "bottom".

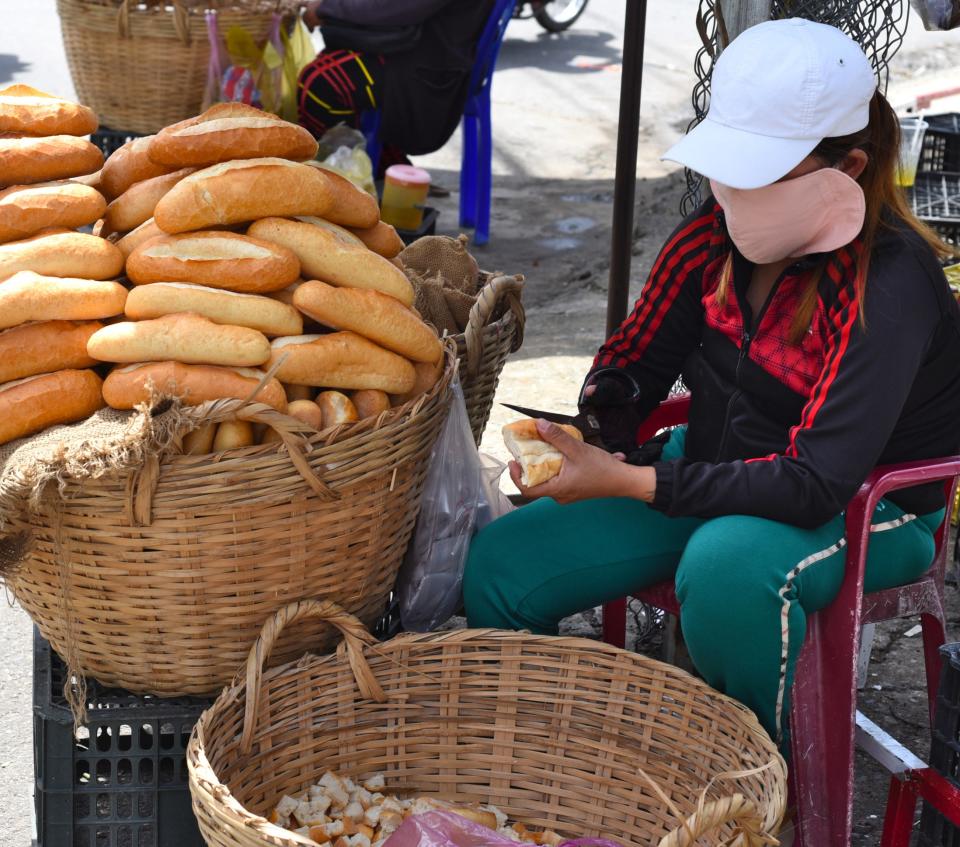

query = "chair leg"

[
  {"left": 879, "top": 776, "right": 919, "bottom": 847},
  {"left": 921, "top": 610, "right": 947, "bottom": 725},
  {"left": 602, "top": 599, "right": 627, "bottom": 649},
  {"left": 459, "top": 111, "right": 479, "bottom": 230},
  {"left": 474, "top": 91, "right": 493, "bottom": 246},
  {"left": 791, "top": 609, "right": 859, "bottom": 847}
]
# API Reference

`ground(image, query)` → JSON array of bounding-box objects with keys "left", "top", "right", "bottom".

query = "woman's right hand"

[{"left": 303, "top": 1, "right": 323, "bottom": 31}]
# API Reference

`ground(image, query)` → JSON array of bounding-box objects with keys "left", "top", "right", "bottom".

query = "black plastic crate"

[
  {"left": 908, "top": 173, "right": 960, "bottom": 249},
  {"left": 920, "top": 114, "right": 960, "bottom": 175},
  {"left": 33, "top": 629, "right": 210, "bottom": 847},
  {"left": 919, "top": 642, "right": 960, "bottom": 845},
  {"left": 90, "top": 127, "right": 143, "bottom": 159}
]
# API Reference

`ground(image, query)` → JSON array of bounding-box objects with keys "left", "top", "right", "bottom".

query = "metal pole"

[
  {"left": 719, "top": 0, "right": 773, "bottom": 41},
  {"left": 606, "top": 0, "right": 649, "bottom": 338}
]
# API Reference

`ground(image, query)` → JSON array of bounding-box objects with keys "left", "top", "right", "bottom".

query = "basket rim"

[{"left": 188, "top": 622, "right": 787, "bottom": 847}]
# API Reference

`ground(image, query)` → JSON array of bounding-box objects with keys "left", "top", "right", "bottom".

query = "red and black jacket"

[{"left": 594, "top": 198, "right": 960, "bottom": 528}]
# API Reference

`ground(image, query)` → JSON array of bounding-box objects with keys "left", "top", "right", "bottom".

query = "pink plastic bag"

[{"left": 383, "top": 811, "right": 622, "bottom": 847}]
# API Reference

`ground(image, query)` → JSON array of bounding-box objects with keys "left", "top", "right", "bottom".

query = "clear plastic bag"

[
  {"left": 384, "top": 810, "right": 622, "bottom": 847},
  {"left": 397, "top": 378, "right": 513, "bottom": 632}
]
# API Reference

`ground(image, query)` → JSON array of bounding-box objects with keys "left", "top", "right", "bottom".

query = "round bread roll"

[
  {"left": 148, "top": 103, "right": 319, "bottom": 168},
  {"left": 293, "top": 280, "right": 440, "bottom": 363},
  {"left": 0, "top": 85, "right": 98, "bottom": 137},
  {"left": 0, "top": 271, "right": 127, "bottom": 329},
  {"left": 213, "top": 419, "right": 255, "bottom": 451},
  {"left": 0, "top": 230, "right": 124, "bottom": 281},
  {"left": 304, "top": 163, "right": 379, "bottom": 229},
  {"left": 391, "top": 358, "right": 444, "bottom": 405},
  {"left": 0, "top": 182, "right": 106, "bottom": 244},
  {"left": 116, "top": 217, "right": 163, "bottom": 259},
  {"left": 126, "top": 231, "right": 300, "bottom": 292},
  {"left": 87, "top": 313, "right": 271, "bottom": 367},
  {"left": 182, "top": 422, "right": 216, "bottom": 455},
  {"left": 284, "top": 383, "right": 314, "bottom": 402},
  {"left": 248, "top": 217, "right": 414, "bottom": 306},
  {"left": 347, "top": 220, "right": 404, "bottom": 259},
  {"left": 100, "top": 135, "right": 179, "bottom": 200},
  {"left": 0, "top": 320, "right": 101, "bottom": 383},
  {"left": 261, "top": 398, "right": 323, "bottom": 444},
  {"left": 102, "top": 167, "right": 194, "bottom": 235},
  {"left": 316, "top": 390, "right": 359, "bottom": 429},
  {"left": 351, "top": 389, "right": 391, "bottom": 419},
  {"left": 0, "top": 369, "right": 104, "bottom": 446},
  {"left": 125, "top": 282, "right": 302, "bottom": 337},
  {"left": 0, "top": 135, "right": 104, "bottom": 187},
  {"left": 269, "top": 332, "right": 416, "bottom": 394},
  {"left": 103, "top": 362, "right": 287, "bottom": 411},
  {"left": 154, "top": 158, "right": 336, "bottom": 234}
]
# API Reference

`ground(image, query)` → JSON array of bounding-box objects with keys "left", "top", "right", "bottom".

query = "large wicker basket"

[
  {"left": 189, "top": 600, "right": 788, "bottom": 847},
  {"left": 57, "top": 0, "right": 296, "bottom": 134},
  {"left": 7, "top": 348, "right": 455, "bottom": 698},
  {"left": 456, "top": 273, "right": 525, "bottom": 445}
]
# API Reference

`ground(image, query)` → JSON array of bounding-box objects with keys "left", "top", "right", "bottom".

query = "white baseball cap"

[{"left": 663, "top": 18, "right": 877, "bottom": 189}]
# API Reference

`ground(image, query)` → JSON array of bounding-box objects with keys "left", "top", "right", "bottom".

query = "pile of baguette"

[
  {"left": 270, "top": 771, "right": 565, "bottom": 847},
  {"left": 0, "top": 88, "right": 446, "bottom": 452}
]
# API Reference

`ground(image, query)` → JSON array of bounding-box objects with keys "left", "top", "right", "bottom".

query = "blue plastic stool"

[{"left": 363, "top": 0, "right": 516, "bottom": 246}]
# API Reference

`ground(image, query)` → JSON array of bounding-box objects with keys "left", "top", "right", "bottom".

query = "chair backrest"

[{"left": 469, "top": 0, "right": 517, "bottom": 99}]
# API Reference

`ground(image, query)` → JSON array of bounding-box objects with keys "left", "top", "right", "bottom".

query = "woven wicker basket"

[
  {"left": 189, "top": 600, "right": 788, "bottom": 847},
  {"left": 456, "top": 273, "right": 525, "bottom": 445},
  {"left": 7, "top": 347, "right": 455, "bottom": 698},
  {"left": 56, "top": 0, "right": 296, "bottom": 134}
]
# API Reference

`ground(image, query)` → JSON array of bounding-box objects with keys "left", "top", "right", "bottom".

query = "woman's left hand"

[{"left": 509, "top": 419, "right": 657, "bottom": 505}]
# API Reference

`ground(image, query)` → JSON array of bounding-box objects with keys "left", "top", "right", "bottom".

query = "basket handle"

[
  {"left": 657, "top": 794, "right": 775, "bottom": 847},
  {"left": 118, "top": 0, "right": 192, "bottom": 44},
  {"left": 463, "top": 274, "right": 525, "bottom": 378},
  {"left": 240, "top": 599, "right": 386, "bottom": 756}
]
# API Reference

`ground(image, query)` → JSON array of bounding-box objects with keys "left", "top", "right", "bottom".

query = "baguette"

[
  {"left": 126, "top": 231, "right": 300, "bottom": 292},
  {"left": 0, "top": 271, "right": 127, "bottom": 329},
  {"left": 100, "top": 135, "right": 179, "bottom": 199},
  {"left": 248, "top": 217, "right": 414, "bottom": 306},
  {"left": 0, "top": 135, "right": 103, "bottom": 187},
  {"left": 0, "top": 369, "right": 104, "bottom": 446},
  {"left": 102, "top": 167, "right": 194, "bottom": 234},
  {"left": 351, "top": 389, "right": 390, "bottom": 419},
  {"left": 305, "top": 163, "right": 379, "bottom": 229},
  {"left": 182, "top": 422, "right": 216, "bottom": 455},
  {"left": 116, "top": 218, "right": 163, "bottom": 259},
  {"left": 269, "top": 332, "right": 416, "bottom": 393},
  {"left": 0, "top": 182, "right": 106, "bottom": 244},
  {"left": 0, "top": 85, "right": 98, "bottom": 137},
  {"left": 0, "top": 230, "right": 124, "bottom": 280},
  {"left": 213, "top": 419, "right": 255, "bottom": 450},
  {"left": 284, "top": 383, "right": 314, "bottom": 402},
  {"left": 390, "top": 358, "right": 443, "bottom": 405},
  {"left": 87, "top": 313, "right": 271, "bottom": 367},
  {"left": 154, "top": 158, "right": 336, "bottom": 234},
  {"left": 102, "top": 361, "right": 287, "bottom": 411},
  {"left": 0, "top": 320, "right": 101, "bottom": 383},
  {"left": 293, "top": 280, "right": 440, "bottom": 363},
  {"left": 346, "top": 220, "right": 404, "bottom": 259},
  {"left": 148, "top": 103, "right": 319, "bottom": 167},
  {"left": 125, "top": 282, "right": 302, "bottom": 337},
  {"left": 317, "top": 390, "right": 359, "bottom": 428},
  {"left": 502, "top": 419, "right": 583, "bottom": 487}
]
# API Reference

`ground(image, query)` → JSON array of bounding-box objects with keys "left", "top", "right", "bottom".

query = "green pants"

[{"left": 464, "top": 429, "right": 942, "bottom": 745}]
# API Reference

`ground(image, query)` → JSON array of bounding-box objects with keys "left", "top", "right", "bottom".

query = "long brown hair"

[{"left": 716, "top": 90, "right": 956, "bottom": 343}]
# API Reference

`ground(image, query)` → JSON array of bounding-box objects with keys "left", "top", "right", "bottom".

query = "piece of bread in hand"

[{"left": 502, "top": 419, "right": 583, "bottom": 487}]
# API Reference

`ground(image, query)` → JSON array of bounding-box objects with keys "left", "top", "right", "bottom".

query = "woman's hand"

[
  {"left": 509, "top": 419, "right": 657, "bottom": 505},
  {"left": 303, "top": 1, "right": 323, "bottom": 31}
]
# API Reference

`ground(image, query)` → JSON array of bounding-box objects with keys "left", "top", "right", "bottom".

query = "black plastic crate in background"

[
  {"left": 33, "top": 629, "right": 209, "bottom": 847},
  {"left": 908, "top": 172, "right": 960, "bottom": 250},
  {"left": 89, "top": 127, "right": 143, "bottom": 159},
  {"left": 920, "top": 114, "right": 960, "bottom": 175},
  {"left": 919, "top": 642, "right": 960, "bottom": 846}
]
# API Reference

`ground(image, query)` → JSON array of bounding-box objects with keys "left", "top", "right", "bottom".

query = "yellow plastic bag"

[{"left": 269, "top": 16, "right": 317, "bottom": 123}]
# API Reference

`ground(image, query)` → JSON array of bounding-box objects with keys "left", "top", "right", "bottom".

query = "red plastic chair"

[{"left": 600, "top": 394, "right": 960, "bottom": 847}]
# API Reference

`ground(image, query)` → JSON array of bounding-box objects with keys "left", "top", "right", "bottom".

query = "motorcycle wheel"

[{"left": 533, "top": 0, "right": 589, "bottom": 32}]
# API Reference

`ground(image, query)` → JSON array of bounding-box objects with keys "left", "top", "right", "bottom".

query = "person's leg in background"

[
  {"left": 297, "top": 49, "right": 384, "bottom": 138},
  {"left": 676, "top": 502, "right": 942, "bottom": 747}
]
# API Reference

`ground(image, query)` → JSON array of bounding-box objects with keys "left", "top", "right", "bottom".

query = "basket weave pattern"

[
  {"left": 8, "top": 349, "right": 456, "bottom": 697},
  {"left": 56, "top": 0, "right": 295, "bottom": 134},
  {"left": 189, "top": 601, "right": 787, "bottom": 847}
]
